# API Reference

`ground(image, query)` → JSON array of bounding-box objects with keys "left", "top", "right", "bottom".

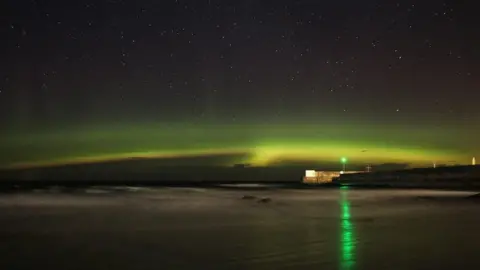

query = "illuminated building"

[{"left": 303, "top": 170, "right": 362, "bottom": 184}]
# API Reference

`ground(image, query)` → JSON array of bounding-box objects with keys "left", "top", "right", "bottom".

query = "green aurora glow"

[{"left": 0, "top": 121, "right": 471, "bottom": 169}]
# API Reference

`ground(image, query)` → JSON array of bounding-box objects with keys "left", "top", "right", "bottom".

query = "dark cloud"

[{"left": 372, "top": 163, "right": 411, "bottom": 171}]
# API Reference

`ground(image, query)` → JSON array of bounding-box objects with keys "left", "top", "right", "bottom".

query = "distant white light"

[{"left": 305, "top": 170, "right": 316, "bottom": 177}]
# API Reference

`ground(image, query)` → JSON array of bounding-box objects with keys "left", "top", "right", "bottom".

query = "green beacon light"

[{"left": 340, "top": 157, "right": 347, "bottom": 172}]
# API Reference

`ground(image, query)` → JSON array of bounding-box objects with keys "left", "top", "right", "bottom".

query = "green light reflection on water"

[{"left": 341, "top": 189, "right": 356, "bottom": 270}]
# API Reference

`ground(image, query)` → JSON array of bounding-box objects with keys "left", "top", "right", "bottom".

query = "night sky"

[{"left": 0, "top": 0, "right": 479, "bottom": 169}]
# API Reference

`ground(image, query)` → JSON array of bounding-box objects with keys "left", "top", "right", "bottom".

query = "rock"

[
  {"left": 258, "top": 197, "right": 271, "bottom": 203},
  {"left": 466, "top": 193, "right": 480, "bottom": 200}
]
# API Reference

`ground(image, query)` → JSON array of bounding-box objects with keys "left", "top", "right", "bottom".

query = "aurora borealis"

[
  {"left": 0, "top": 120, "right": 470, "bottom": 169},
  {"left": 1, "top": 1, "right": 478, "bottom": 170}
]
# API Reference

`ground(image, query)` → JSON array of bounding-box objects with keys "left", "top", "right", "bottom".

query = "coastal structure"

[
  {"left": 303, "top": 170, "right": 362, "bottom": 184},
  {"left": 334, "top": 165, "right": 480, "bottom": 188}
]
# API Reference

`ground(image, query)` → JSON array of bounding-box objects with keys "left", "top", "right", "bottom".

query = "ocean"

[{"left": 0, "top": 186, "right": 479, "bottom": 270}]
